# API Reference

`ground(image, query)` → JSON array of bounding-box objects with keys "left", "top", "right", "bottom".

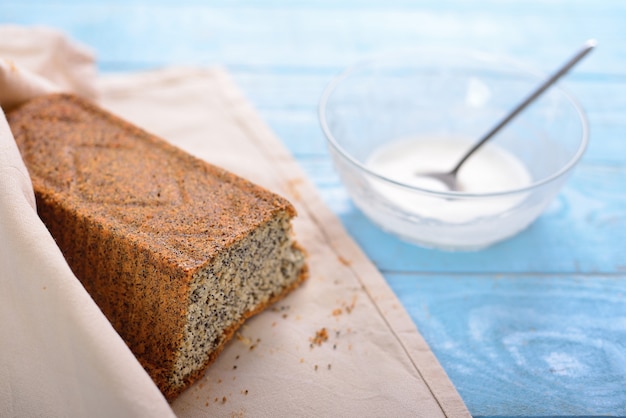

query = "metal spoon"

[{"left": 417, "top": 39, "right": 596, "bottom": 191}]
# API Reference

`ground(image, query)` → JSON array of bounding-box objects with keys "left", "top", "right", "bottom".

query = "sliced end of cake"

[{"left": 168, "top": 213, "right": 307, "bottom": 399}]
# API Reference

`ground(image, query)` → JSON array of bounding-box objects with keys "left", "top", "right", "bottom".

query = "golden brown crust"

[
  {"left": 7, "top": 94, "right": 307, "bottom": 401},
  {"left": 9, "top": 94, "right": 297, "bottom": 270}
]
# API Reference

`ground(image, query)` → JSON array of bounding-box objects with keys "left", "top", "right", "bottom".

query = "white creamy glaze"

[{"left": 366, "top": 136, "right": 532, "bottom": 223}]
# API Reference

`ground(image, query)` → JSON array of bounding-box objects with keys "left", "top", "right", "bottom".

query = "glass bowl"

[{"left": 319, "top": 49, "right": 589, "bottom": 251}]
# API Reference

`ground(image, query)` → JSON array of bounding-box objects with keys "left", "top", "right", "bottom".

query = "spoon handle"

[{"left": 450, "top": 39, "right": 597, "bottom": 175}]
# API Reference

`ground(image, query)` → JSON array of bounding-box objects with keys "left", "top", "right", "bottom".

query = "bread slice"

[{"left": 7, "top": 94, "right": 308, "bottom": 401}]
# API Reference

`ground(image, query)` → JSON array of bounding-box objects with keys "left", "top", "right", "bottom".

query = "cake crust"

[{"left": 8, "top": 94, "right": 308, "bottom": 401}]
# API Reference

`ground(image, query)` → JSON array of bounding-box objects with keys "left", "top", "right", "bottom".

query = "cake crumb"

[
  {"left": 328, "top": 364, "right": 332, "bottom": 370},
  {"left": 332, "top": 308, "right": 342, "bottom": 317},
  {"left": 343, "top": 294, "right": 358, "bottom": 314},
  {"left": 299, "top": 358, "right": 304, "bottom": 363},
  {"left": 236, "top": 333, "right": 252, "bottom": 346},
  {"left": 337, "top": 255, "right": 351, "bottom": 266},
  {"left": 310, "top": 327, "right": 329, "bottom": 346},
  {"left": 222, "top": 396, "right": 227, "bottom": 404},
  {"left": 314, "top": 364, "right": 318, "bottom": 371},
  {"left": 286, "top": 178, "right": 303, "bottom": 200}
]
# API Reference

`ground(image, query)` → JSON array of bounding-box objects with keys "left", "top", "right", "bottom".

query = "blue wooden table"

[{"left": 2, "top": 1, "right": 625, "bottom": 416}]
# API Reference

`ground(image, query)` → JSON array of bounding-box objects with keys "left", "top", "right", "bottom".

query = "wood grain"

[{"left": 386, "top": 273, "right": 626, "bottom": 416}]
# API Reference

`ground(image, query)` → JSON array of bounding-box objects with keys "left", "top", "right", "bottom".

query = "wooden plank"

[
  {"left": 2, "top": 3, "right": 625, "bottom": 74},
  {"left": 239, "top": 76, "right": 626, "bottom": 165},
  {"left": 385, "top": 272, "right": 626, "bottom": 416},
  {"left": 299, "top": 159, "right": 626, "bottom": 274}
]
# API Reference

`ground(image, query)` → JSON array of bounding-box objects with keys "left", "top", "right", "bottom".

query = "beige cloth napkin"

[{"left": 0, "top": 26, "right": 469, "bottom": 417}]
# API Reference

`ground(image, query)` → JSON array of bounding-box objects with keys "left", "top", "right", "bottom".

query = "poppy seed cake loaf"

[{"left": 7, "top": 94, "right": 308, "bottom": 401}]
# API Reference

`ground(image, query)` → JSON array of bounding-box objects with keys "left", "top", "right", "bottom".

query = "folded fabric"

[
  {"left": 0, "top": 25, "right": 469, "bottom": 417},
  {"left": 0, "top": 26, "right": 175, "bottom": 418},
  {"left": 0, "top": 24, "right": 97, "bottom": 107}
]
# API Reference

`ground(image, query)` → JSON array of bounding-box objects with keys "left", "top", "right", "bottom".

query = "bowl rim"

[{"left": 318, "top": 48, "right": 590, "bottom": 198}]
